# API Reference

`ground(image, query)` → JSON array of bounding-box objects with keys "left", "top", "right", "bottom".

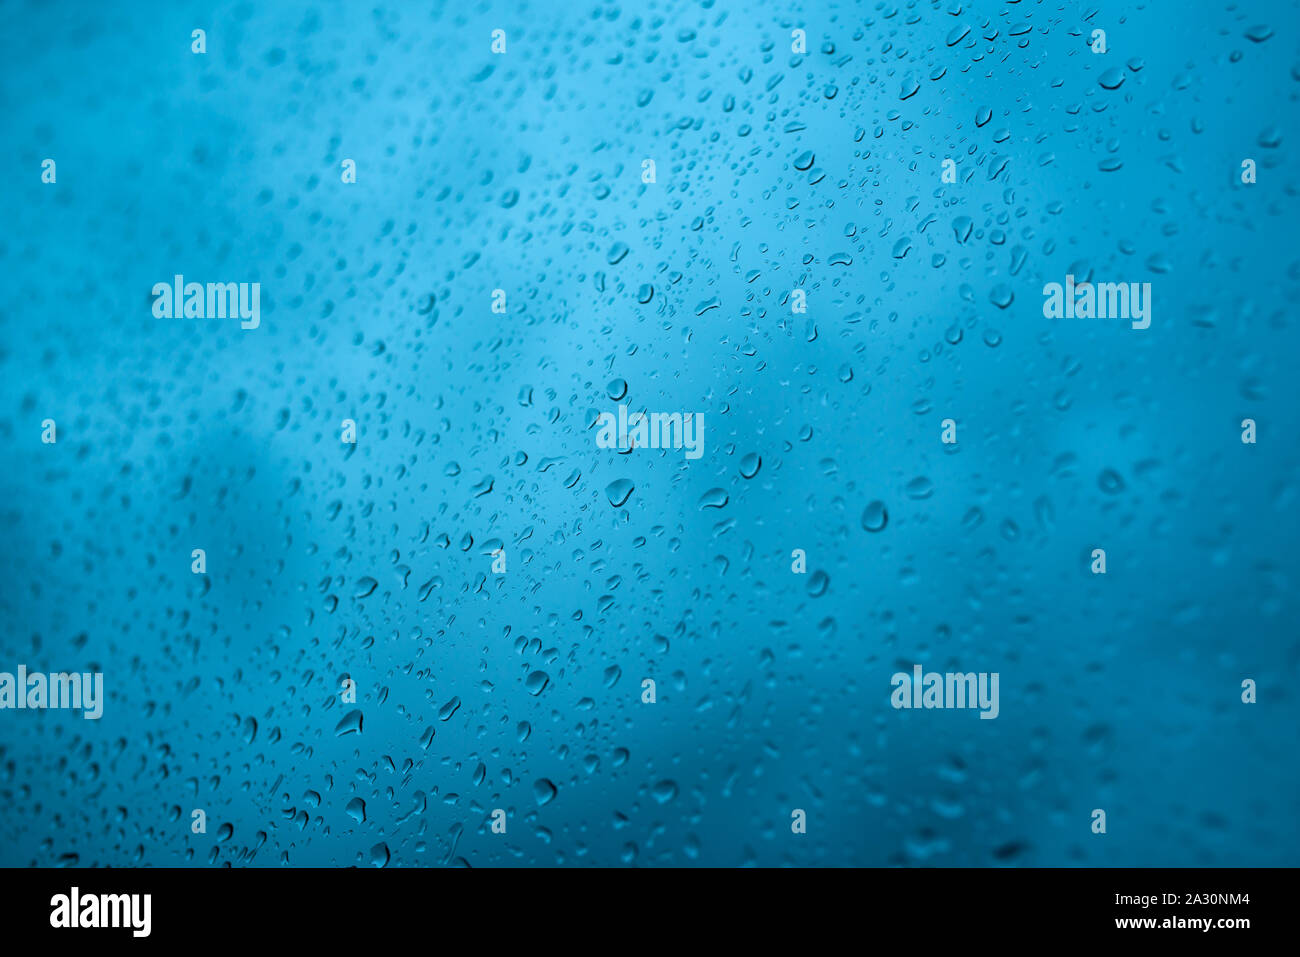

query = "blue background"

[{"left": 1, "top": 0, "right": 1297, "bottom": 866}]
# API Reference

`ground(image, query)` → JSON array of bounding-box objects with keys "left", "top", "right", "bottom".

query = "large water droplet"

[
  {"left": 525, "top": 671, "right": 549, "bottom": 696},
  {"left": 698, "top": 488, "right": 729, "bottom": 509},
  {"left": 1098, "top": 68, "right": 1125, "bottom": 90},
  {"left": 861, "top": 501, "right": 889, "bottom": 532},
  {"left": 605, "top": 479, "right": 635, "bottom": 507},
  {"left": 534, "top": 779, "right": 558, "bottom": 806}
]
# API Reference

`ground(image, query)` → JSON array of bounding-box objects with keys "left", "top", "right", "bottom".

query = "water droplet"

[
  {"left": 334, "top": 710, "right": 363, "bottom": 736},
  {"left": 1099, "top": 68, "right": 1125, "bottom": 90},
  {"left": 1098, "top": 469, "right": 1126, "bottom": 495},
  {"left": 525, "top": 671, "right": 549, "bottom": 696},
  {"left": 605, "top": 479, "right": 635, "bottom": 507},
  {"left": 861, "top": 501, "right": 889, "bottom": 532},
  {"left": 534, "top": 779, "right": 558, "bottom": 806},
  {"left": 906, "top": 476, "right": 934, "bottom": 499},
  {"left": 651, "top": 780, "right": 678, "bottom": 803},
  {"left": 698, "top": 488, "right": 729, "bottom": 509}
]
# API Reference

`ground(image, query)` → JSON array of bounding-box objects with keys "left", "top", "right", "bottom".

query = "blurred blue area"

[{"left": 0, "top": 0, "right": 1297, "bottom": 867}]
